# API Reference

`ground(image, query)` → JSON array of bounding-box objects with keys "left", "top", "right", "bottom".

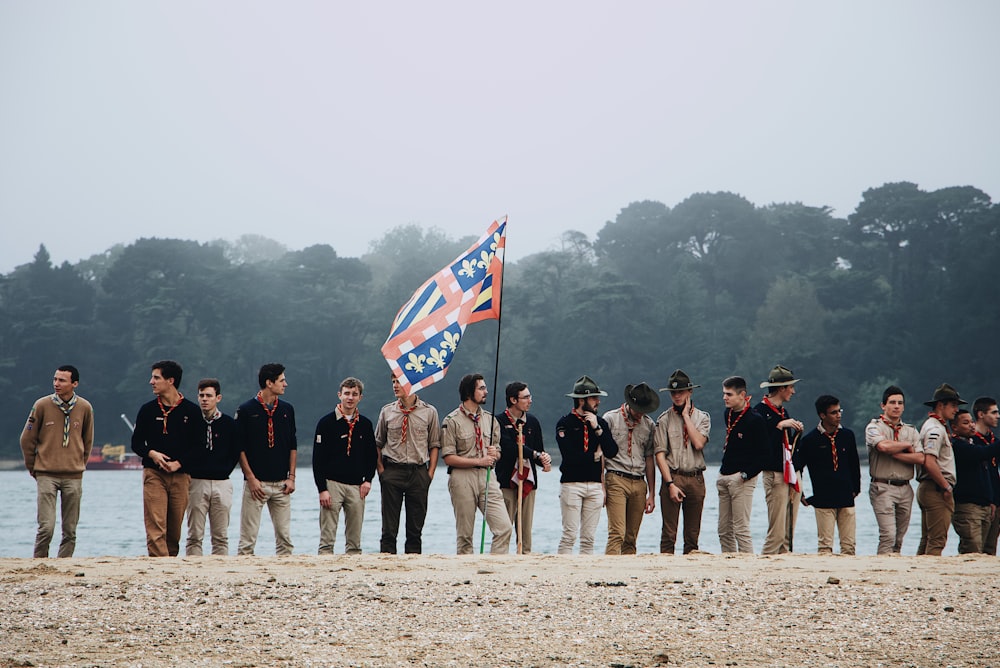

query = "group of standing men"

[{"left": 20, "top": 360, "right": 1000, "bottom": 557}]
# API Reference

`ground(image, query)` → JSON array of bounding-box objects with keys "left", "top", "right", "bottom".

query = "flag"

[
  {"left": 783, "top": 437, "right": 801, "bottom": 493},
  {"left": 381, "top": 216, "right": 506, "bottom": 395}
]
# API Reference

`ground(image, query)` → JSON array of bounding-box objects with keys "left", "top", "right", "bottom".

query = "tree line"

[{"left": 2, "top": 181, "right": 997, "bottom": 463}]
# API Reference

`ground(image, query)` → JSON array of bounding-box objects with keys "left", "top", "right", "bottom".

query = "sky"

[{"left": 2, "top": 1, "right": 998, "bottom": 272}]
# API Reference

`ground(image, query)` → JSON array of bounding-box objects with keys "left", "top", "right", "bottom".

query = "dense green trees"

[{"left": 1, "top": 182, "right": 997, "bottom": 463}]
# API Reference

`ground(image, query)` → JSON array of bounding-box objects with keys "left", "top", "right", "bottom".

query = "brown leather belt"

[
  {"left": 872, "top": 477, "right": 909, "bottom": 486},
  {"left": 607, "top": 469, "right": 644, "bottom": 481},
  {"left": 670, "top": 469, "right": 703, "bottom": 477}
]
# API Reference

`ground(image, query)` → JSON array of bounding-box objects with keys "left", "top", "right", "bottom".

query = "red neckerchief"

[
  {"left": 763, "top": 396, "right": 791, "bottom": 452},
  {"left": 620, "top": 404, "right": 639, "bottom": 456},
  {"left": 572, "top": 409, "right": 591, "bottom": 453},
  {"left": 461, "top": 406, "right": 484, "bottom": 455},
  {"left": 257, "top": 391, "right": 277, "bottom": 448},
  {"left": 505, "top": 409, "right": 526, "bottom": 445},
  {"left": 823, "top": 426, "right": 840, "bottom": 471},
  {"left": 880, "top": 415, "right": 901, "bottom": 441},
  {"left": 725, "top": 399, "right": 751, "bottom": 445},
  {"left": 339, "top": 405, "right": 358, "bottom": 456},
  {"left": 157, "top": 394, "right": 184, "bottom": 435},
  {"left": 398, "top": 400, "right": 417, "bottom": 445}
]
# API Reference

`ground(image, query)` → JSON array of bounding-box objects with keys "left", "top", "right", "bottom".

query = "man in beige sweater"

[{"left": 20, "top": 365, "right": 94, "bottom": 557}]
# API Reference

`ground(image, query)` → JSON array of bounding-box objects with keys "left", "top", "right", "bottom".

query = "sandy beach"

[{"left": 2, "top": 553, "right": 998, "bottom": 667}]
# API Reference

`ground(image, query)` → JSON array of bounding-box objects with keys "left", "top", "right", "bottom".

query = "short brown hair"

[
  {"left": 340, "top": 377, "right": 364, "bottom": 394},
  {"left": 197, "top": 378, "right": 221, "bottom": 395}
]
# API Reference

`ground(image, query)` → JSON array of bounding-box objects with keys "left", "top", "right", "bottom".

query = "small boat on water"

[{"left": 88, "top": 444, "right": 143, "bottom": 471}]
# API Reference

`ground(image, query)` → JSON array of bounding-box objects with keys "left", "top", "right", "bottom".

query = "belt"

[
  {"left": 383, "top": 459, "right": 427, "bottom": 469},
  {"left": 872, "top": 477, "right": 910, "bottom": 486},
  {"left": 607, "top": 469, "right": 644, "bottom": 481},
  {"left": 670, "top": 469, "right": 703, "bottom": 477}
]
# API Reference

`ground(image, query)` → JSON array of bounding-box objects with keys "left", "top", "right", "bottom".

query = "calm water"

[{"left": 0, "top": 465, "right": 959, "bottom": 557}]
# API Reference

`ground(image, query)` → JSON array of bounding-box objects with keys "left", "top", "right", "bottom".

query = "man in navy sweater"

[
  {"left": 237, "top": 363, "right": 297, "bottom": 556},
  {"left": 312, "top": 377, "right": 377, "bottom": 555},
  {"left": 794, "top": 395, "right": 861, "bottom": 555},
  {"left": 185, "top": 378, "right": 240, "bottom": 556},
  {"left": 951, "top": 408, "right": 1000, "bottom": 553}
]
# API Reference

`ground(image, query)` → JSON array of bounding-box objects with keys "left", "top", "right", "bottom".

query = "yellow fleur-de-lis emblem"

[
  {"left": 459, "top": 258, "right": 480, "bottom": 279},
  {"left": 427, "top": 347, "right": 449, "bottom": 368},
  {"left": 405, "top": 353, "right": 427, "bottom": 374},
  {"left": 476, "top": 249, "right": 495, "bottom": 270},
  {"left": 441, "top": 330, "right": 460, "bottom": 352}
]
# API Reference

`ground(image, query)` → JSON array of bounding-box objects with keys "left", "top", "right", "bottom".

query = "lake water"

[{"left": 0, "top": 465, "right": 960, "bottom": 557}]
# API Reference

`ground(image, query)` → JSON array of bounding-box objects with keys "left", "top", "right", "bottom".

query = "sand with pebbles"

[{"left": 2, "top": 552, "right": 998, "bottom": 667}]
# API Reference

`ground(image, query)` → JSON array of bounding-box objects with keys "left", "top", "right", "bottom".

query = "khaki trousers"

[
  {"left": 318, "top": 480, "right": 366, "bottom": 555},
  {"left": 447, "top": 468, "right": 512, "bottom": 554},
  {"left": 501, "top": 487, "right": 536, "bottom": 553},
  {"left": 238, "top": 481, "right": 293, "bottom": 555},
  {"left": 916, "top": 480, "right": 954, "bottom": 556},
  {"left": 659, "top": 472, "right": 706, "bottom": 554},
  {"left": 985, "top": 509, "right": 1000, "bottom": 556},
  {"left": 952, "top": 502, "right": 991, "bottom": 554},
  {"left": 185, "top": 478, "right": 234, "bottom": 556},
  {"left": 869, "top": 480, "right": 914, "bottom": 555},
  {"left": 34, "top": 475, "right": 83, "bottom": 558},
  {"left": 762, "top": 471, "right": 793, "bottom": 554},
  {"left": 142, "top": 468, "right": 190, "bottom": 557},
  {"left": 604, "top": 473, "right": 647, "bottom": 555},
  {"left": 558, "top": 482, "right": 604, "bottom": 554},
  {"left": 814, "top": 506, "right": 856, "bottom": 555},
  {"left": 717, "top": 473, "right": 756, "bottom": 553}
]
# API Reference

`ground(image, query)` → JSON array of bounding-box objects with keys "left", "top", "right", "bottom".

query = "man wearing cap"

[
  {"left": 653, "top": 370, "right": 710, "bottom": 554},
  {"left": 865, "top": 385, "right": 924, "bottom": 555},
  {"left": 717, "top": 376, "right": 767, "bottom": 553},
  {"left": 441, "top": 373, "right": 512, "bottom": 554},
  {"left": 556, "top": 376, "right": 620, "bottom": 554},
  {"left": 949, "top": 408, "right": 1000, "bottom": 554},
  {"left": 916, "top": 383, "right": 964, "bottom": 555},
  {"left": 971, "top": 397, "right": 1000, "bottom": 554},
  {"left": 603, "top": 383, "right": 659, "bottom": 555},
  {"left": 755, "top": 365, "right": 805, "bottom": 555},
  {"left": 794, "top": 395, "right": 861, "bottom": 555}
]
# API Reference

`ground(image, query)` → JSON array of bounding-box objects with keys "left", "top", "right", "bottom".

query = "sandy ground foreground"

[{"left": 1, "top": 553, "right": 998, "bottom": 668}]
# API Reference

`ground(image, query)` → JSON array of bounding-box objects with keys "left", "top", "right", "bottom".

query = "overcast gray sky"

[{"left": 2, "top": 1, "right": 997, "bottom": 272}]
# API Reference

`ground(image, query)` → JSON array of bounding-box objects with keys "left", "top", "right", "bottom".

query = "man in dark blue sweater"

[
  {"left": 184, "top": 378, "right": 240, "bottom": 556},
  {"left": 951, "top": 408, "right": 1000, "bottom": 554},
  {"left": 717, "top": 376, "right": 767, "bottom": 553},
  {"left": 794, "top": 395, "right": 861, "bottom": 555},
  {"left": 237, "top": 363, "right": 297, "bottom": 556},
  {"left": 555, "top": 376, "right": 619, "bottom": 554},
  {"left": 312, "top": 377, "right": 377, "bottom": 555}
]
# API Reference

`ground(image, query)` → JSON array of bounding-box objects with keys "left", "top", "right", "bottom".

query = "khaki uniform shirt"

[
  {"left": 603, "top": 406, "right": 655, "bottom": 476},
  {"left": 864, "top": 417, "right": 921, "bottom": 481},
  {"left": 440, "top": 406, "right": 501, "bottom": 460},
  {"left": 917, "top": 415, "right": 956, "bottom": 485},
  {"left": 652, "top": 406, "right": 711, "bottom": 473},
  {"left": 374, "top": 398, "right": 441, "bottom": 465}
]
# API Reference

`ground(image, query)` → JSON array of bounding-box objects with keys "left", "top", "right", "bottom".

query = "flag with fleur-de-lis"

[{"left": 381, "top": 216, "right": 506, "bottom": 394}]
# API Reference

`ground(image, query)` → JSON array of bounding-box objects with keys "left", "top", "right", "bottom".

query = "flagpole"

[{"left": 480, "top": 218, "right": 508, "bottom": 555}]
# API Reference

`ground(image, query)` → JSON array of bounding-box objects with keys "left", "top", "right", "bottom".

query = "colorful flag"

[{"left": 381, "top": 217, "right": 506, "bottom": 395}]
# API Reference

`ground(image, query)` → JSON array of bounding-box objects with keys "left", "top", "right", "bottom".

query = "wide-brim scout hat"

[
  {"left": 566, "top": 375, "right": 608, "bottom": 398},
  {"left": 759, "top": 365, "right": 801, "bottom": 389},
  {"left": 659, "top": 369, "right": 700, "bottom": 393},
  {"left": 625, "top": 383, "right": 660, "bottom": 415},
  {"left": 923, "top": 383, "right": 967, "bottom": 407}
]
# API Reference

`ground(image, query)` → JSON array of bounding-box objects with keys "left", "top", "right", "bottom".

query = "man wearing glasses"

[{"left": 794, "top": 395, "right": 861, "bottom": 555}]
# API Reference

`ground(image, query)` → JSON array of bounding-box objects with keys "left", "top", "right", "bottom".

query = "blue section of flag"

[
  {"left": 391, "top": 322, "right": 464, "bottom": 385},
  {"left": 449, "top": 221, "right": 505, "bottom": 293}
]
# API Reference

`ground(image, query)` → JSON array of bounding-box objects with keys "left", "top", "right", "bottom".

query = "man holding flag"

[
  {"left": 377, "top": 216, "right": 506, "bottom": 552},
  {"left": 755, "top": 365, "right": 804, "bottom": 555},
  {"left": 441, "top": 373, "right": 512, "bottom": 554},
  {"left": 497, "top": 381, "right": 550, "bottom": 554}
]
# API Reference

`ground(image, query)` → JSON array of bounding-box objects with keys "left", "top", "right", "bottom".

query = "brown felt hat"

[
  {"left": 565, "top": 375, "right": 608, "bottom": 398},
  {"left": 659, "top": 369, "right": 700, "bottom": 393},
  {"left": 625, "top": 383, "right": 660, "bottom": 415},
  {"left": 759, "top": 365, "right": 801, "bottom": 389},
  {"left": 923, "top": 383, "right": 967, "bottom": 408}
]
